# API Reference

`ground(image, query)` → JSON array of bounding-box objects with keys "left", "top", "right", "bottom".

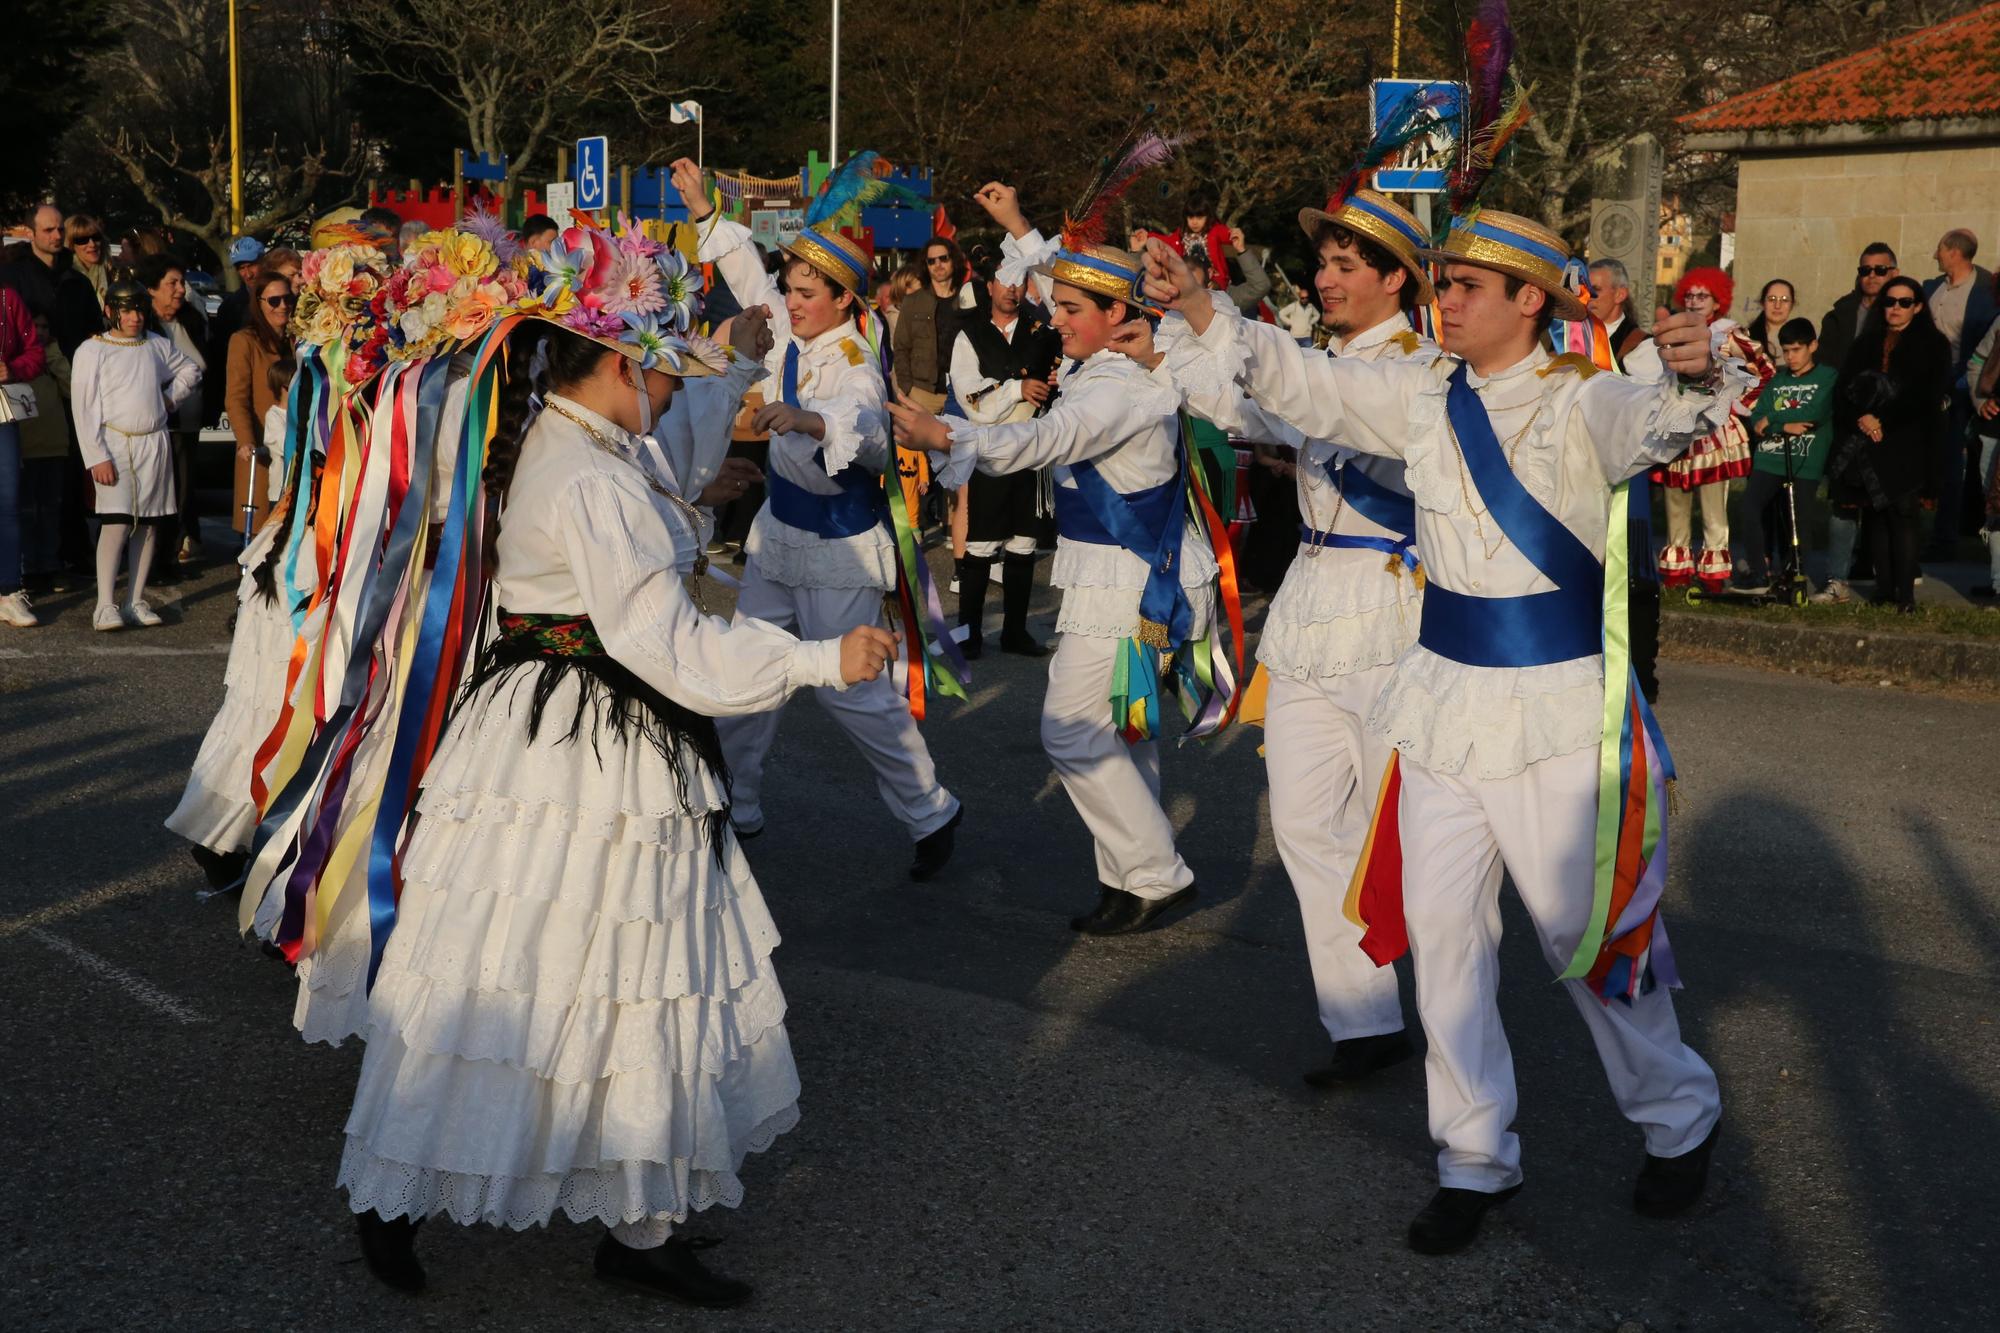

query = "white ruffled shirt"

[
  {"left": 935, "top": 348, "right": 1218, "bottom": 640},
  {"left": 495, "top": 394, "right": 845, "bottom": 708},
  {"left": 743, "top": 319, "right": 897, "bottom": 590},
  {"left": 1162, "top": 312, "right": 1434, "bottom": 679},
  {"left": 1162, "top": 301, "right": 1751, "bottom": 779}
]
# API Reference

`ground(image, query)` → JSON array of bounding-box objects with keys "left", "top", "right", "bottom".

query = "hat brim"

[
  {"left": 1419, "top": 247, "right": 1591, "bottom": 323},
  {"left": 1031, "top": 259, "right": 1164, "bottom": 318},
  {"left": 519, "top": 311, "right": 723, "bottom": 377},
  {"left": 781, "top": 235, "right": 868, "bottom": 296},
  {"left": 1298, "top": 206, "right": 1438, "bottom": 307}
]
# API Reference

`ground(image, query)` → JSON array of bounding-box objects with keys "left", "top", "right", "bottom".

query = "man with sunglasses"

[{"left": 1817, "top": 243, "right": 1897, "bottom": 371}]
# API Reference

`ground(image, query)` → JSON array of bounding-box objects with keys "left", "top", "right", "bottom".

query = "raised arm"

[
  {"left": 1576, "top": 356, "right": 1759, "bottom": 484},
  {"left": 678, "top": 158, "right": 792, "bottom": 382}
]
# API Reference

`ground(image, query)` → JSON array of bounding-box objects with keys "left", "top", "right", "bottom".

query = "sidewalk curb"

[{"left": 1661, "top": 610, "right": 2000, "bottom": 690}]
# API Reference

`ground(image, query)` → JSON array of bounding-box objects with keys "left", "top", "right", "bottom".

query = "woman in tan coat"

[{"left": 225, "top": 268, "right": 294, "bottom": 534}]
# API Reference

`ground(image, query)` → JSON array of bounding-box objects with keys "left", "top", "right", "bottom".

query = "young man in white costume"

[
  {"left": 889, "top": 182, "right": 1218, "bottom": 936},
  {"left": 1138, "top": 212, "right": 1734, "bottom": 1254},
  {"left": 1143, "top": 190, "right": 1435, "bottom": 1086},
  {"left": 690, "top": 181, "right": 962, "bottom": 880}
]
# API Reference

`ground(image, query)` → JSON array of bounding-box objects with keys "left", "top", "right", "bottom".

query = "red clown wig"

[{"left": 1674, "top": 266, "right": 1734, "bottom": 320}]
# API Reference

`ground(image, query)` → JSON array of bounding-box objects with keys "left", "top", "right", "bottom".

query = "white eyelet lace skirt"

[{"left": 331, "top": 669, "right": 801, "bottom": 1231}]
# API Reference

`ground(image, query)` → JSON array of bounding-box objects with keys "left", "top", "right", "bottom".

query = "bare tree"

[{"left": 342, "top": 0, "right": 706, "bottom": 188}]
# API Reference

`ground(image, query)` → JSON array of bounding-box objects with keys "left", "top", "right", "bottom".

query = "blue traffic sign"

[
  {"left": 575, "top": 136, "right": 609, "bottom": 211},
  {"left": 1368, "top": 80, "right": 1464, "bottom": 194}
]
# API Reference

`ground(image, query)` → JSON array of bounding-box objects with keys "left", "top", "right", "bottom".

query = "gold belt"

[{"left": 106, "top": 422, "right": 162, "bottom": 438}]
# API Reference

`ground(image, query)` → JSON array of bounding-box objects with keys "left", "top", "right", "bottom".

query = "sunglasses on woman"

[
  {"left": 71, "top": 235, "right": 103, "bottom": 247},
  {"left": 1881, "top": 296, "right": 1920, "bottom": 309},
  {"left": 264, "top": 294, "right": 298, "bottom": 308}
]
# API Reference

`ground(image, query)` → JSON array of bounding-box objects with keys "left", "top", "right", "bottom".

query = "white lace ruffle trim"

[
  {"left": 744, "top": 505, "right": 896, "bottom": 589},
  {"left": 1366, "top": 643, "right": 1606, "bottom": 780}
]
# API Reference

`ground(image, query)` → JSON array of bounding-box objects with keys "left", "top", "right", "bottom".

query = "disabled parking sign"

[{"left": 576, "top": 136, "right": 609, "bottom": 212}]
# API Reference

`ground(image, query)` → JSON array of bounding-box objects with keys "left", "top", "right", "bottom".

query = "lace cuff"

[
  {"left": 997, "top": 228, "right": 1058, "bottom": 287},
  {"left": 932, "top": 416, "right": 979, "bottom": 490},
  {"left": 816, "top": 396, "right": 873, "bottom": 477}
]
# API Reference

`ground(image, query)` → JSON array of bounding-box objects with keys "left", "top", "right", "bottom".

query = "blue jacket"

[{"left": 1922, "top": 265, "right": 1996, "bottom": 389}]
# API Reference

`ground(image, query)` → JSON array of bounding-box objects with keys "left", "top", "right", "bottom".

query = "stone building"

[{"left": 1680, "top": 1, "right": 2000, "bottom": 325}]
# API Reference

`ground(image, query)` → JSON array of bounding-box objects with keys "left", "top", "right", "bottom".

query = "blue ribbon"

[
  {"left": 1058, "top": 450, "right": 1192, "bottom": 650},
  {"left": 1298, "top": 526, "right": 1419, "bottom": 573},
  {"left": 769, "top": 340, "right": 889, "bottom": 537},
  {"left": 1311, "top": 455, "right": 1416, "bottom": 536},
  {"left": 1417, "top": 363, "right": 1603, "bottom": 668}
]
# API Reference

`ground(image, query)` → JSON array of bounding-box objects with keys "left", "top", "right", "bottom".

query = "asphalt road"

[{"left": 1, "top": 552, "right": 1995, "bottom": 1332}]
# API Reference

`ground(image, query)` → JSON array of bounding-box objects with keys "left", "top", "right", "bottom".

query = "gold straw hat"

[
  {"left": 1297, "top": 188, "right": 1435, "bottom": 306},
  {"left": 1421, "top": 209, "right": 1589, "bottom": 322}
]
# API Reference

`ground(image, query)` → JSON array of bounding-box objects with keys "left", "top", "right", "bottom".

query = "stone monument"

[{"left": 1588, "top": 133, "right": 1663, "bottom": 320}]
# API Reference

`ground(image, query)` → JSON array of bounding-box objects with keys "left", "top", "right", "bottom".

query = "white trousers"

[
  {"left": 718, "top": 565, "right": 959, "bottom": 841},
  {"left": 1399, "top": 747, "right": 1720, "bottom": 1192},
  {"left": 1041, "top": 631, "right": 1194, "bottom": 899},
  {"left": 1264, "top": 667, "right": 1405, "bottom": 1043}
]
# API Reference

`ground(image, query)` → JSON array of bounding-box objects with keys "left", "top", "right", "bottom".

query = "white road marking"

[
  {"left": 0, "top": 643, "right": 229, "bottom": 659},
  {"left": 24, "top": 928, "right": 210, "bottom": 1025}
]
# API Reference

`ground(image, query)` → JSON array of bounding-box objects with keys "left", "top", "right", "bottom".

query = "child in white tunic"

[
  {"left": 336, "top": 320, "right": 896, "bottom": 1307},
  {"left": 891, "top": 183, "right": 1218, "bottom": 937},
  {"left": 70, "top": 279, "right": 201, "bottom": 631}
]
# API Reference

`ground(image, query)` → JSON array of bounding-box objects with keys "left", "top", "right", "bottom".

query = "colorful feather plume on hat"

[
  {"left": 804, "top": 151, "right": 931, "bottom": 230},
  {"left": 1444, "top": 0, "right": 1534, "bottom": 228},
  {"left": 1061, "top": 112, "right": 1180, "bottom": 251}
]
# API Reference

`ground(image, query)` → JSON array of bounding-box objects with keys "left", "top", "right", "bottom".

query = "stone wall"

[{"left": 1730, "top": 141, "right": 2000, "bottom": 330}]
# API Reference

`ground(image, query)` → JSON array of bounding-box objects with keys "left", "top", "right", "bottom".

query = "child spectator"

[
  {"left": 70, "top": 278, "right": 202, "bottom": 630},
  {"left": 1739, "top": 317, "right": 1838, "bottom": 591}
]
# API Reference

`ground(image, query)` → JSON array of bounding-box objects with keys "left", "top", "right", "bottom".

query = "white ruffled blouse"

[
  {"left": 743, "top": 319, "right": 898, "bottom": 590},
  {"left": 935, "top": 348, "right": 1218, "bottom": 640},
  {"left": 497, "top": 394, "right": 846, "bottom": 705},
  {"left": 1162, "top": 302, "right": 1752, "bottom": 779},
  {"left": 1160, "top": 312, "right": 1434, "bottom": 679}
]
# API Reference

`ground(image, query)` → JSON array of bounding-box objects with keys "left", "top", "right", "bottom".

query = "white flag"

[{"left": 670, "top": 101, "right": 703, "bottom": 125}]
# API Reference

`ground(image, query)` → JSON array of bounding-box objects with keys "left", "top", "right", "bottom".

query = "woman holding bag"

[{"left": 0, "top": 283, "right": 49, "bottom": 627}]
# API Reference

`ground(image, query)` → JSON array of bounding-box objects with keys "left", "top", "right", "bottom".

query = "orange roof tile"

[{"left": 1680, "top": 2, "right": 2000, "bottom": 133}]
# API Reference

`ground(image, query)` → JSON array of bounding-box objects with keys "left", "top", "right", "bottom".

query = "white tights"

[
  {"left": 608, "top": 1216, "right": 672, "bottom": 1249},
  {"left": 95, "top": 522, "right": 156, "bottom": 611}
]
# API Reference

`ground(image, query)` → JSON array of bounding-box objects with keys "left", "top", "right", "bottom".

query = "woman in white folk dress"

[{"left": 337, "top": 315, "right": 895, "bottom": 1307}]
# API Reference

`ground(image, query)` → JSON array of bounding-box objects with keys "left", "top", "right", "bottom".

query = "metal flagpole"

[{"left": 829, "top": 0, "right": 841, "bottom": 166}]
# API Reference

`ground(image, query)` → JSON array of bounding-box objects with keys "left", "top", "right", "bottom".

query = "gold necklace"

[
  {"left": 544, "top": 398, "right": 714, "bottom": 600},
  {"left": 1298, "top": 453, "right": 1346, "bottom": 560},
  {"left": 1444, "top": 405, "right": 1542, "bottom": 561}
]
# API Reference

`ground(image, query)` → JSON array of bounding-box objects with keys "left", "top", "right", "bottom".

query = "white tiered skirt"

[
  {"left": 333, "top": 668, "right": 801, "bottom": 1230},
  {"left": 164, "top": 529, "right": 300, "bottom": 853}
]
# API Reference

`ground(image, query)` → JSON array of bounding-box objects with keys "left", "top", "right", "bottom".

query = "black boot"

[
  {"left": 188, "top": 844, "right": 247, "bottom": 893},
  {"left": 999, "top": 552, "right": 1048, "bottom": 656},
  {"left": 957, "top": 556, "right": 992, "bottom": 660},
  {"left": 355, "top": 1209, "right": 425, "bottom": 1293},
  {"left": 1633, "top": 1119, "right": 1720, "bottom": 1218},
  {"left": 594, "top": 1233, "right": 752, "bottom": 1307},
  {"left": 1407, "top": 1183, "right": 1521, "bottom": 1255},
  {"left": 1302, "top": 1031, "right": 1416, "bottom": 1088},
  {"left": 1069, "top": 883, "right": 1198, "bottom": 935},
  {"left": 909, "top": 806, "right": 963, "bottom": 882}
]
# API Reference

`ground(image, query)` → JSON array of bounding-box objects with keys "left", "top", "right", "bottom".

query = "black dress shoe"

[
  {"left": 355, "top": 1209, "right": 425, "bottom": 1293},
  {"left": 1407, "top": 1183, "right": 1521, "bottom": 1255},
  {"left": 1069, "top": 883, "right": 1198, "bottom": 935},
  {"left": 189, "top": 844, "right": 247, "bottom": 893},
  {"left": 999, "top": 630, "right": 1049, "bottom": 657},
  {"left": 594, "top": 1234, "right": 751, "bottom": 1308},
  {"left": 959, "top": 635, "right": 983, "bottom": 661},
  {"left": 1633, "top": 1120, "right": 1720, "bottom": 1218},
  {"left": 1303, "top": 1031, "right": 1416, "bottom": 1088},
  {"left": 909, "top": 807, "right": 963, "bottom": 882}
]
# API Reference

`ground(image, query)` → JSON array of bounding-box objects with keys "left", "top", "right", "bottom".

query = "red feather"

[{"left": 1062, "top": 115, "right": 1179, "bottom": 251}]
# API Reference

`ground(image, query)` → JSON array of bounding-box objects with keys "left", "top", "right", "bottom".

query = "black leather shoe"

[
  {"left": 909, "top": 807, "right": 963, "bottom": 882},
  {"left": 1303, "top": 1031, "right": 1416, "bottom": 1088},
  {"left": 594, "top": 1234, "right": 752, "bottom": 1308},
  {"left": 960, "top": 634, "right": 983, "bottom": 661},
  {"left": 1633, "top": 1120, "right": 1720, "bottom": 1218},
  {"left": 1069, "top": 883, "right": 1197, "bottom": 935},
  {"left": 189, "top": 844, "right": 247, "bottom": 893},
  {"left": 999, "top": 630, "right": 1049, "bottom": 657},
  {"left": 1407, "top": 1183, "right": 1521, "bottom": 1255},
  {"left": 355, "top": 1209, "right": 425, "bottom": 1293}
]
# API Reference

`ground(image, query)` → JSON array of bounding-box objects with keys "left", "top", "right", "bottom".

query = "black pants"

[
  {"left": 1737, "top": 471, "right": 1817, "bottom": 581},
  {"left": 1869, "top": 493, "right": 1921, "bottom": 609},
  {"left": 715, "top": 440, "right": 767, "bottom": 547}
]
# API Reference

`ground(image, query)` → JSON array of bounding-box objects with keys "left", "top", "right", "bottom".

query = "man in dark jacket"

[
  {"left": 1921, "top": 228, "right": 1997, "bottom": 554},
  {"left": 1817, "top": 242, "right": 1897, "bottom": 372}
]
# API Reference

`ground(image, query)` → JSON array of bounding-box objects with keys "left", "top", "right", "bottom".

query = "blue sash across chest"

[
  {"left": 1051, "top": 422, "right": 1194, "bottom": 651},
  {"left": 1300, "top": 455, "right": 1419, "bottom": 571},
  {"left": 764, "top": 340, "right": 889, "bottom": 539},
  {"left": 1417, "top": 363, "right": 1603, "bottom": 667}
]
